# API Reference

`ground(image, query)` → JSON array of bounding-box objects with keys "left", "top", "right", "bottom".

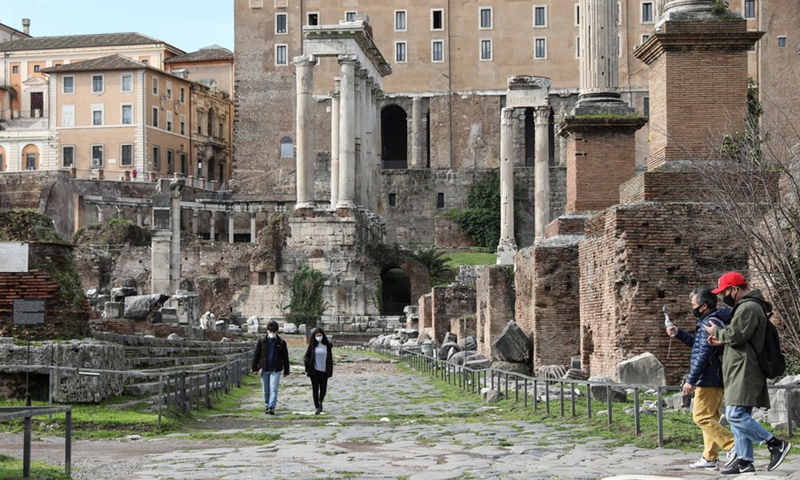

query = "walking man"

[
  {"left": 667, "top": 287, "right": 736, "bottom": 470},
  {"left": 251, "top": 320, "right": 290, "bottom": 415},
  {"left": 706, "top": 272, "right": 792, "bottom": 474}
]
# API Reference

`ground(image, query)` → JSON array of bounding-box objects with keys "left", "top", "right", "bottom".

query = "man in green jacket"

[{"left": 705, "top": 272, "right": 791, "bottom": 474}]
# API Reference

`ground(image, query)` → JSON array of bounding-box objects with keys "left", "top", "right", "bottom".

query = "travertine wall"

[{"left": 475, "top": 265, "right": 515, "bottom": 359}]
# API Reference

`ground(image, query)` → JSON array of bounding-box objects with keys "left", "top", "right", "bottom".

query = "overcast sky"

[{"left": 0, "top": 0, "right": 234, "bottom": 53}]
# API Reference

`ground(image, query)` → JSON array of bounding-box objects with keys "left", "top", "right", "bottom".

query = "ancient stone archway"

[
  {"left": 380, "top": 105, "right": 408, "bottom": 169},
  {"left": 380, "top": 266, "right": 411, "bottom": 315}
]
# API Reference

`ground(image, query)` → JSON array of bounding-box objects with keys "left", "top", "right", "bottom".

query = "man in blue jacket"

[
  {"left": 251, "top": 321, "right": 290, "bottom": 414},
  {"left": 667, "top": 286, "right": 735, "bottom": 470}
]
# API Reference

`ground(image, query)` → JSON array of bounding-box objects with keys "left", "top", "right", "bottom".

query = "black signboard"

[{"left": 12, "top": 299, "right": 46, "bottom": 326}]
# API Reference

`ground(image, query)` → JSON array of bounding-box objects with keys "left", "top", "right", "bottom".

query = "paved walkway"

[{"left": 1, "top": 348, "right": 798, "bottom": 479}]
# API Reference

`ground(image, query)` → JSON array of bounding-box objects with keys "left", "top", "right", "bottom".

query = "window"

[
  {"left": 153, "top": 146, "right": 161, "bottom": 169},
  {"left": 643, "top": 97, "right": 650, "bottom": 117},
  {"left": 33, "top": 65, "right": 40, "bottom": 72},
  {"left": 120, "top": 144, "right": 133, "bottom": 166},
  {"left": 180, "top": 87, "right": 186, "bottom": 103},
  {"left": 152, "top": 76, "right": 159, "bottom": 95},
  {"left": 534, "top": 38, "right": 547, "bottom": 59},
  {"left": 575, "top": 4, "right": 580, "bottom": 26},
  {"left": 276, "top": 13, "right": 287, "bottom": 34},
  {"left": 166, "top": 111, "right": 173, "bottom": 132},
  {"left": 437, "top": 193, "right": 445, "bottom": 209},
  {"left": 219, "top": 121, "right": 224, "bottom": 139},
  {"left": 141, "top": 59, "right": 148, "bottom": 66},
  {"left": 642, "top": 2, "right": 654, "bottom": 23},
  {"left": 276, "top": 45, "right": 288, "bottom": 65},
  {"left": 167, "top": 150, "right": 174, "bottom": 174},
  {"left": 534, "top": 6, "right": 547, "bottom": 27},
  {"left": 389, "top": 193, "right": 397, "bottom": 207},
  {"left": 166, "top": 82, "right": 172, "bottom": 99},
  {"left": 778, "top": 36, "right": 787, "bottom": 47},
  {"left": 12, "top": 65, "right": 18, "bottom": 74},
  {"left": 92, "top": 74, "right": 104, "bottom": 93},
  {"left": 617, "top": 2, "right": 622, "bottom": 25},
  {"left": 26, "top": 153, "right": 36, "bottom": 170},
  {"left": 395, "top": 42, "right": 407, "bottom": 63},
  {"left": 395, "top": 11, "right": 407, "bottom": 31},
  {"left": 152, "top": 107, "right": 159, "bottom": 128},
  {"left": 642, "top": 34, "right": 650, "bottom": 45},
  {"left": 479, "top": 8, "right": 492, "bottom": 29},
  {"left": 280, "top": 137, "right": 293, "bottom": 158},
  {"left": 180, "top": 115, "right": 186, "bottom": 135},
  {"left": 92, "top": 145, "right": 104, "bottom": 167},
  {"left": 307, "top": 13, "right": 319, "bottom": 25},
  {"left": 62, "top": 146, "right": 74, "bottom": 167},
  {"left": 122, "top": 104, "right": 133, "bottom": 125},
  {"left": 0, "top": 153, "right": 4, "bottom": 171},
  {"left": 345, "top": 11, "right": 356, "bottom": 22},
  {"left": 432, "top": 9, "right": 444, "bottom": 30},
  {"left": 121, "top": 73, "right": 133, "bottom": 92},
  {"left": 92, "top": 105, "right": 104, "bottom": 126},
  {"left": 62, "top": 105, "right": 74, "bottom": 126},
  {"left": 62, "top": 75, "right": 75, "bottom": 94},
  {"left": 744, "top": 0, "right": 755, "bottom": 18},
  {"left": 180, "top": 153, "right": 187, "bottom": 174},
  {"left": 576, "top": 37, "right": 581, "bottom": 58},
  {"left": 432, "top": 40, "right": 444, "bottom": 62},
  {"left": 480, "top": 39, "right": 492, "bottom": 61}
]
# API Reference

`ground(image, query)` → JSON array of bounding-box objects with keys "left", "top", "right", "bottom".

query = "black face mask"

[
  {"left": 722, "top": 294, "right": 735, "bottom": 307},
  {"left": 692, "top": 306, "right": 704, "bottom": 318}
]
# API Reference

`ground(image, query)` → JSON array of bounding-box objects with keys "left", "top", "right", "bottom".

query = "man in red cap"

[{"left": 705, "top": 272, "right": 791, "bottom": 474}]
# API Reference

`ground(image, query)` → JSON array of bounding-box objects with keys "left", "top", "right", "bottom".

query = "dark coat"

[
  {"left": 304, "top": 342, "right": 333, "bottom": 378},
  {"left": 675, "top": 307, "right": 730, "bottom": 387},
  {"left": 251, "top": 334, "right": 290, "bottom": 375},
  {"left": 711, "top": 290, "right": 772, "bottom": 408}
]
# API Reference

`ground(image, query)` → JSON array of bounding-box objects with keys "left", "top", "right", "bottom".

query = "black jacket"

[
  {"left": 251, "top": 334, "right": 290, "bottom": 375},
  {"left": 304, "top": 342, "right": 333, "bottom": 378},
  {"left": 675, "top": 307, "right": 731, "bottom": 387}
]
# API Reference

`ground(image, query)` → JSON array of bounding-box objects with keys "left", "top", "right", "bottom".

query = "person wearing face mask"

[
  {"left": 705, "top": 272, "right": 792, "bottom": 475},
  {"left": 304, "top": 327, "right": 333, "bottom": 415},
  {"left": 251, "top": 321, "right": 290, "bottom": 415},
  {"left": 666, "top": 287, "right": 735, "bottom": 470}
]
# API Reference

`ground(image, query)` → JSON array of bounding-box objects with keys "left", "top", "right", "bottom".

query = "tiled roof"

[
  {"left": 41, "top": 55, "right": 146, "bottom": 73},
  {"left": 0, "top": 32, "right": 182, "bottom": 53},
  {"left": 165, "top": 45, "right": 234, "bottom": 63}
]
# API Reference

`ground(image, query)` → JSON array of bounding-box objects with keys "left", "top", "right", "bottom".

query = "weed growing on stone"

[{"left": 185, "top": 431, "right": 281, "bottom": 444}]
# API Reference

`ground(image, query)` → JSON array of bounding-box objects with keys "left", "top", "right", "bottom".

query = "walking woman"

[{"left": 304, "top": 327, "right": 333, "bottom": 415}]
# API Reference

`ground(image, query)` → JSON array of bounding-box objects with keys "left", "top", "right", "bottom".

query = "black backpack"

[{"left": 752, "top": 318, "right": 787, "bottom": 379}]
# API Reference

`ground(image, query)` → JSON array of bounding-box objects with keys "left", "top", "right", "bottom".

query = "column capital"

[
  {"left": 501, "top": 107, "right": 514, "bottom": 125},
  {"left": 293, "top": 54, "right": 316, "bottom": 67},
  {"left": 338, "top": 54, "right": 358, "bottom": 66},
  {"left": 330, "top": 90, "right": 340, "bottom": 100},
  {"left": 534, "top": 106, "right": 550, "bottom": 125}
]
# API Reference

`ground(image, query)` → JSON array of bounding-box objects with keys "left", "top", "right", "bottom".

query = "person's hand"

[
  {"left": 708, "top": 335, "right": 721, "bottom": 346},
  {"left": 702, "top": 322, "right": 715, "bottom": 335},
  {"left": 682, "top": 382, "right": 694, "bottom": 395},
  {"left": 666, "top": 326, "right": 678, "bottom": 337}
]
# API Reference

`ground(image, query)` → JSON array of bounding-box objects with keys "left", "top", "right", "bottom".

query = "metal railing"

[
  {"left": 383, "top": 346, "right": 796, "bottom": 446},
  {"left": 0, "top": 405, "right": 72, "bottom": 477}
]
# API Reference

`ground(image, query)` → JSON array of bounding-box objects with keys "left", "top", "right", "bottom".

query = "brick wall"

[
  {"left": 418, "top": 293, "right": 432, "bottom": 337},
  {"left": 430, "top": 285, "right": 476, "bottom": 344},
  {"left": 475, "top": 265, "right": 515, "bottom": 359}
]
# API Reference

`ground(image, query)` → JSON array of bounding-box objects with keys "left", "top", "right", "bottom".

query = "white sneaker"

[
  {"left": 689, "top": 457, "right": 718, "bottom": 469},
  {"left": 723, "top": 450, "right": 738, "bottom": 470}
]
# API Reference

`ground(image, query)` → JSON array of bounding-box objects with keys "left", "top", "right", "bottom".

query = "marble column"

[
  {"left": 169, "top": 181, "right": 182, "bottom": 294},
  {"left": 411, "top": 96, "right": 423, "bottom": 169},
  {"left": 577, "top": 0, "right": 623, "bottom": 105},
  {"left": 496, "top": 107, "right": 517, "bottom": 265},
  {"left": 534, "top": 106, "right": 550, "bottom": 240},
  {"left": 330, "top": 79, "right": 341, "bottom": 210},
  {"left": 228, "top": 211, "right": 234, "bottom": 244},
  {"left": 250, "top": 212, "right": 257, "bottom": 244},
  {"left": 336, "top": 56, "right": 357, "bottom": 209},
  {"left": 295, "top": 54, "right": 316, "bottom": 209},
  {"left": 192, "top": 209, "right": 198, "bottom": 235},
  {"left": 135, "top": 207, "right": 143, "bottom": 227},
  {"left": 210, "top": 210, "right": 216, "bottom": 242},
  {"left": 96, "top": 205, "right": 104, "bottom": 223}
]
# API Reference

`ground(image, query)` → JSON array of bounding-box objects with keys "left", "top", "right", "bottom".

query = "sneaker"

[
  {"left": 315, "top": 407, "right": 321, "bottom": 415},
  {"left": 723, "top": 450, "right": 738, "bottom": 470},
  {"left": 720, "top": 460, "right": 755, "bottom": 475},
  {"left": 268, "top": 407, "right": 275, "bottom": 415},
  {"left": 264, "top": 407, "right": 270, "bottom": 414},
  {"left": 689, "top": 457, "right": 718, "bottom": 469},
  {"left": 767, "top": 439, "right": 791, "bottom": 471}
]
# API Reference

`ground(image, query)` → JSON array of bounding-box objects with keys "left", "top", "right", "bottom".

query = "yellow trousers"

[{"left": 693, "top": 386, "right": 735, "bottom": 461}]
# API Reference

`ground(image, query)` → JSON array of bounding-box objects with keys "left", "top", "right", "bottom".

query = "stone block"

[
  {"left": 616, "top": 352, "right": 666, "bottom": 387},
  {"left": 768, "top": 374, "right": 800, "bottom": 428},
  {"left": 491, "top": 321, "right": 530, "bottom": 363},
  {"left": 589, "top": 376, "right": 628, "bottom": 403},
  {"left": 103, "top": 301, "right": 123, "bottom": 319}
]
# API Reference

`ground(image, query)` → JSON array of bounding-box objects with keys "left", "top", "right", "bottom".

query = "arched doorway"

[
  {"left": 22, "top": 144, "right": 39, "bottom": 170},
  {"left": 380, "top": 267, "right": 411, "bottom": 315},
  {"left": 380, "top": 105, "right": 408, "bottom": 169}
]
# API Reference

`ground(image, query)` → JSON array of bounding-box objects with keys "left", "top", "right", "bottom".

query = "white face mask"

[
  {"left": 315, "top": 336, "right": 323, "bottom": 342},
  {"left": 268, "top": 332, "right": 276, "bottom": 339}
]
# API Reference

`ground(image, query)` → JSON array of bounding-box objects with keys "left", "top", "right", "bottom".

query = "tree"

[{"left": 413, "top": 246, "right": 453, "bottom": 285}]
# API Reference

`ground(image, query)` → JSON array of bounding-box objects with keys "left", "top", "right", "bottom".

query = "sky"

[{"left": 0, "top": 0, "right": 234, "bottom": 53}]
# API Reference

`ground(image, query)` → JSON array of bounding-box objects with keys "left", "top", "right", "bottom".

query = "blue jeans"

[
  {"left": 260, "top": 370, "right": 282, "bottom": 409},
  {"left": 725, "top": 405, "right": 773, "bottom": 462}
]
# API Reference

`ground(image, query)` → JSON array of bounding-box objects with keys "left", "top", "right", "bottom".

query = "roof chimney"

[{"left": 22, "top": 18, "right": 30, "bottom": 35}]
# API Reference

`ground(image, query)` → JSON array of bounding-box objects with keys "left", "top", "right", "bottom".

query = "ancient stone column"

[
  {"left": 210, "top": 210, "right": 216, "bottom": 241},
  {"left": 336, "top": 56, "right": 357, "bottom": 210},
  {"left": 169, "top": 180, "right": 182, "bottom": 294},
  {"left": 411, "top": 96, "right": 423, "bottom": 169},
  {"left": 295, "top": 54, "right": 316, "bottom": 209},
  {"left": 250, "top": 212, "right": 256, "bottom": 244},
  {"left": 192, "top": 209, "right": 198, "bottom": 235},
  {"left": 496, "top": 107, "right": 517, "bottom": 265},
  {"left": 577, "top": 0, "right": 623, "bottom": 105},
  {"left": 534, "top": 106, "right": 551, "bottom": 240},
  {"left": 96, "top": 205, "right": 104, "bottom": 223},
  {"left": 330, "top": 80, "right": 340, "bottom": 210},
  {"left": 228, "top": 211, "right": 234, "bottom": 244},
  {"left": 135, "top": 208, "right": 143, "bottom": 227}
]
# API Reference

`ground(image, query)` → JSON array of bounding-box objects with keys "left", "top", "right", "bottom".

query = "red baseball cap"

[{"left": 711, "top": 272, "right": 746, "bottom": 294}]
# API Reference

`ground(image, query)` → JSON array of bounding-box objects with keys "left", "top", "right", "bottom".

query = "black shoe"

[
  {"left": 768, "top": 439, "right": 791, "bottom": 471},
  {"left": 720, "top": 460, "right": 755, "bottom": 475},
  {"left": 319, "top": 402, "right": 323, "bottom": 412},
  {"left": 264, "top": 407, "right": 270, "bottom": 414},
  {"left": 315, "top": 407, "right": 321, "bottom": 415},
  {"left": 268, "top": 407, "right": 275, "bottom": 415}
]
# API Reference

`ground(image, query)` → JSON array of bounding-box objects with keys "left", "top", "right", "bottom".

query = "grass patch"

[
  {"left": 185, "top": 431, "right": 281, "bottom": 443},
  {"left": 0, "top": 454, "right": 71, "bottom": 480},
  {"left": 442, "top": 252, "right": 496, "bottom": 267}
]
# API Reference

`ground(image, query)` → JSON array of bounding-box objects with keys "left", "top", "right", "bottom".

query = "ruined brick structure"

[{"left": 475, "top": 266, "right": 515, "bottom": 360}]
